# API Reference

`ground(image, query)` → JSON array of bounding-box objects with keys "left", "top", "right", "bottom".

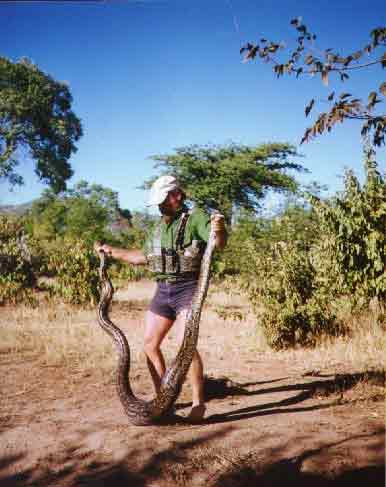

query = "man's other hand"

[
  {"left": 94, "top": 241, "right": 112, "bottom": 255},
  {"left": 210, "top": 213, "right": 225, "bottom": 234}
]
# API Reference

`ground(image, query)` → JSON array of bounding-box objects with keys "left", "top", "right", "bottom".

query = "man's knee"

[{"left": 143, "top": 337, "right": 160, "bottom": 358}]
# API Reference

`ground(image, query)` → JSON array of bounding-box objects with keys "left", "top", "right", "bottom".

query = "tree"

[
  {"left": 27, "top": 180, "right": 131, "bottom": 243},
  {"left": 65, "top": 180, "right": 124, "bottom": 222},
  {"left": 144, "top": 143, "right": 305, "bottom": 223},
  {"left": 0, "top": 57, "right": 82, "bottom": 191},
  {"left": 241, "top": 21, "right": 386, "bottom": 148}
]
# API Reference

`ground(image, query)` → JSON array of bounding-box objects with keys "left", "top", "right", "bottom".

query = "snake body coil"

[{"left": 96, "top": 227, "right": 216, "bottom": 425}]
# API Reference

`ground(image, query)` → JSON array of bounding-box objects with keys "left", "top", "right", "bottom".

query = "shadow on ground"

[
  {"left": 0, "top": 429, "right": 384, "bottom": 486},
  {"left": 213, "top": 431, "right": 385, "bottom": 487},
  {"left": 0, "top": 429, "right": 229, "bottom": 486},
  {"left": 203, "top": 370, "right": 384, "bottom": 425},
  {"left": 214, "top": 464, "right": 384, "bottom": 487}
]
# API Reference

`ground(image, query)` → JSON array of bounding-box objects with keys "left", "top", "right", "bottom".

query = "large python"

[{"left": 96, "top": 222, "right": 217, "bottom": 425}]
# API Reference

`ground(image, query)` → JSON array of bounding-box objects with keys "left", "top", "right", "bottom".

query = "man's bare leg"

[
  {"left": 175, "top": 309, "right": 206, "bottom": 421},
  {"left": 143, "top": 310, "right": 174, "bottom": 393}
]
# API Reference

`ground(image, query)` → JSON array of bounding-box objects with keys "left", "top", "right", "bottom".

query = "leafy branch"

[{"left": 241, "top": 20, "right": 386, "bottom": 147}]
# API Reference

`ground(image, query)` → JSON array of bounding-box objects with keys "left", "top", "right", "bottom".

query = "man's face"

[{"left": 159, "top": 189, "right": 183, "bottom": 216}]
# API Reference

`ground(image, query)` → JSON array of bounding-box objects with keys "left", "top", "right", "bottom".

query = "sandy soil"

[{"left": 0, "top": 281, "right": 384, "bottom": 486}]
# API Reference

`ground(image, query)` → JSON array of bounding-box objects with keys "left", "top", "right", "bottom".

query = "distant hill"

[{"left": 0, "top": 201, "right": 34, "bottom": 216}]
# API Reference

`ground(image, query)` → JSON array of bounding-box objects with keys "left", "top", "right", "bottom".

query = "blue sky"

[{"left": 1, "top": 0, "right": 385, "bottom": 212}]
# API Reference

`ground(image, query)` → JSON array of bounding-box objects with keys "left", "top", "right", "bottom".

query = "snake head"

[
  {"left": 94, "top": 241, "right": 110, "bottom": 260},
  {"left": 96, "top": 248, "right": 114, "bottom": 281},
  {"left": 94, "top": 240, "right": 104, "bottom": 254},
  {"left": 94, "top": 242, "right": 111, "bottom": 273}
]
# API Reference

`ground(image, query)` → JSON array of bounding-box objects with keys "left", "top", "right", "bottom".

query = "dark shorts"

[{"left": 149, "top": 278, "right": 198, "bottom": 321}]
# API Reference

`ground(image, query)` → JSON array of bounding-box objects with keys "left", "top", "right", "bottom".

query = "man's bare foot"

[{"left": 187, "top": 404, "right": 206, "bottom": 423}]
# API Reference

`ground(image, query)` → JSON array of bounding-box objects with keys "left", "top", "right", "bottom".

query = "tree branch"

[{"left": 318, "top": 58, "right": 383, "bottom": 72}]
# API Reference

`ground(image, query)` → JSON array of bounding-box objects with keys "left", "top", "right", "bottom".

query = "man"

[{"left": 95, "top": 175, "right": 227, "bottom": 422}]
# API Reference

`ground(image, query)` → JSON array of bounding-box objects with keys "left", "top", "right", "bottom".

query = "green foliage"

[
  {"left": 216, "top": 203, "right": 319, "bottom": 278},
  {"left": 144, "top": 143, "right": 304, "bottom": 223},
  {"left": 220, "top": 156, "right": 384, "bottom": 349},
  {"left": 0, "top": 57, "right": 82, "bottom": 191},
  {"left": 115, "top": 210, "right": 155, "bottom": 249},
  {"left": 310, "top": 155, "right": 386, "bottom": 302},
  {"left": 241, "top": 21, "right": 386, "bottom": 148},
  {"left": 27, "top": 180, "right": 130, "bottom": 245},
  {"left": 46, "top": 238, "right": 99, "bottom": 306},
  {"left": 66, "top": 179, "right": 124, "bottom": 221},
  {"left": 110, "top": 261, "right": 149, "bottom": 284},
  {"left": 0, "top": 215, "right": 36, "bottom": 304},
  {"left": 106, "top": 211, "right": 157, "bottom": 284},
  {"left": 0, "top": 185, "right": 160, "bottom": 307},
  {"left": 242, "top": 240, "right": 339, "bottom": 348},
  {"left": 227, "top": 205, "right": 340, "bottom": 348}
]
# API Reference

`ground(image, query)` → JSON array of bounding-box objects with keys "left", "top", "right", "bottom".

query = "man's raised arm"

[{"left": 94, "top": 243, "right": 147, "bottom": 265}]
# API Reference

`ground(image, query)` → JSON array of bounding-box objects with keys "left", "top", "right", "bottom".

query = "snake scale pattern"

[{"left": 96, "top": 225, "right": 216, "bottom": 425}]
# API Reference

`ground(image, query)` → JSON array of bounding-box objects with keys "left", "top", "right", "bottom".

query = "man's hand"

[
  {"left": 210, "top": 213, "right": 225, "bottom": 234},
  {"left": 210, "top": 213, "right": 227, "bottom": 249},
  {"left": 94, "top": 241, "right": 112, "bottom": 255}
]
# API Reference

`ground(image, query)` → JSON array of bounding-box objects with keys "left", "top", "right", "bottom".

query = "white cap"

[{"left": 146, "top": 175, "right": 180, "bottom": 206}]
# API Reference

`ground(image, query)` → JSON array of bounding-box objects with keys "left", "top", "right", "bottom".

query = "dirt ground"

[{"left": 0, "top": 281, "right": 385, "bottom": 486}]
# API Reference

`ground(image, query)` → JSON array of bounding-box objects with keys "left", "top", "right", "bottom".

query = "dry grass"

[
  {"left": 208, "top": 281, "right": 385, "bottom": 375},
  {"left": 0, "top": 302, "right": 116, "bottom": 372},
  {"left": 143, "top": 444, "right": 251, "bottom": 486},
  {"left": 272, "top": 309, "right": 385, "bottom": 375},
  {"left": 0, "top": 282, "right": 384, "bottom": 486},
  {"left": 0, "top": 281, "right": 384, "bottom": 380}
]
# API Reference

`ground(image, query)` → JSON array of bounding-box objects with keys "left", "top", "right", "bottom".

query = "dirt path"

[{"left": 0, "top": 283, "right": 384, "bottom": 486}]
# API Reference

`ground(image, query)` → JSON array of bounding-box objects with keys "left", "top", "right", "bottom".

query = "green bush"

[
  {"left": 109, "top": 260, "right": 149, "bottom": 284},
  {"left": 240, "top": 240, "right": 340, "bottom": 349},
  {"left": 46, "top": 238, "right": 100, "bottom": 306},
  {"left": 215, "top": 156, "right": 385, "bottom": 349},
  {"left": 0, "top": 215, "right": 36, "bottom": 305},
  {"left": 311, "top": 157, "right": 386, "bottom": 304}
]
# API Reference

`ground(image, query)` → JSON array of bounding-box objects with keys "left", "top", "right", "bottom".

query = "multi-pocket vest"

[{"left": 146, "top": 211, "right": 205, "bottom": 276}]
